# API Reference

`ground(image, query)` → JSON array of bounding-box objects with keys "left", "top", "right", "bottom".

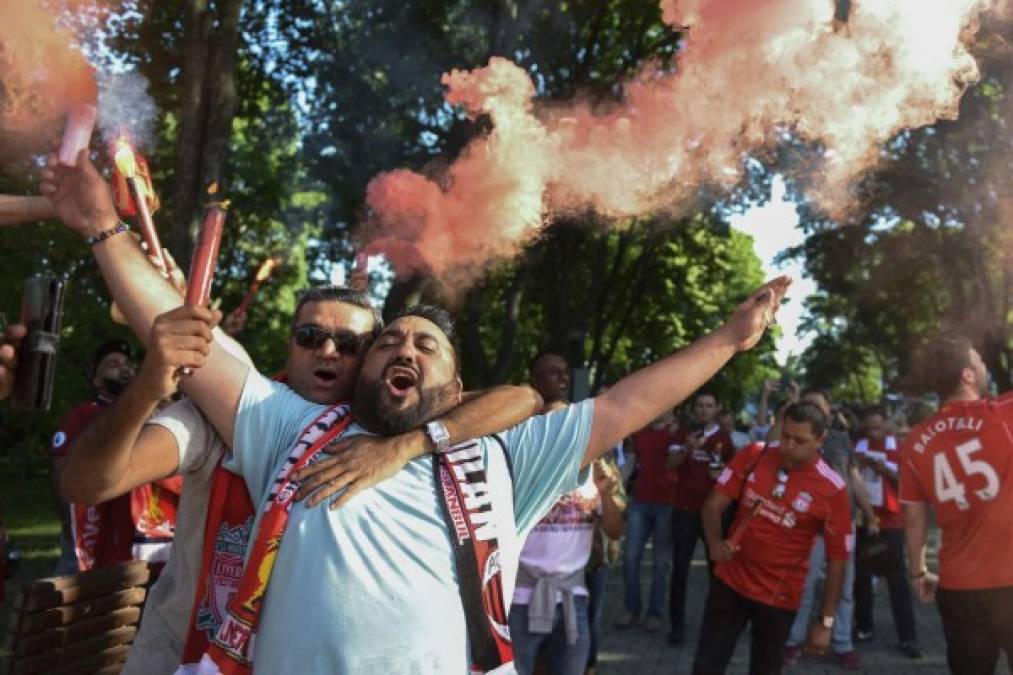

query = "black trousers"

[
  {"left": 854, "top": 526, "right": 917, "bottom": 642},
  {"left": 692, "top": 577, "right": 797, "bottom": 675},
  {"left": 937, "top": 585, "right": 1013, "bottom": 675},
  {"left": 670, "top": 506, "right": 735, "bottom": 629}
]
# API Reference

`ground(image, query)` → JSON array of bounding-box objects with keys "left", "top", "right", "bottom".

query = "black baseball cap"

[{"left": 90, "top": 339, "right": 132, "bottom": 377}]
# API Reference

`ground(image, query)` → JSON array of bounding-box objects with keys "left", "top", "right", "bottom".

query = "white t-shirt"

[
  {"left": 122, "top": 400, "right": 223, "bottom": 675},
  {"left": 224, "top": 371, "right": 595, "bottom": 674},
  {"left": 513, "top": 473, "right": 601, "bottom": 605}
]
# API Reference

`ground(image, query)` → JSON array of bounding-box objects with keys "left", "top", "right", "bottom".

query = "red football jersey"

[
  {"left": 899, "top": 393, "right": 1013, "bottom": 590},
  {"left": 714, "top": 442, "right": 853, "bottom": 610},
  {"left": 854, "top": 435, "right": 903, "bottom": 529},
  {"left": 630, "top": 427, "right": 680, "bottom": 504},
  {"left": 672, "top": 424, "right": 735, "bottom": 511}
]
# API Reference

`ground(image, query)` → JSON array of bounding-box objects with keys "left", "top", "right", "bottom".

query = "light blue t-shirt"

[{"left": 227, "top": 372, "right": 594, "bottom": 674}]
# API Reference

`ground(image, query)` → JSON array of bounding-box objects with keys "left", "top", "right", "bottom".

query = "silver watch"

[{"left": 425, "top": 420, "right": 451, "bottom": 454}]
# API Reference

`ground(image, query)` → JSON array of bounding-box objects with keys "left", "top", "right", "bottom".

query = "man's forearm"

[
  {"left": 60, "top": 382, "right": 162, "bottom": 504},
  {"left": 587, "top": 326, "right": 738, "bottom": 460},
  {"left": 819, "top": 559, "right": 847, "bottom": 618},
  {"left": 443, "top": 386, "right": 542, "bottom": 446},
  {"left": 849, "top": 466, "right": 876, "bottom": 521},
  {"left": 904, "top": 503, "right": 930, "bottom": 574},
  {"left": 599, "top": 490, "right": 625, "bottom": 539},
  {"left": 701, "top": 495, "right": 727, "bottom": 551},
  {"left": 88, "top": 225, "right": 248, "bottom": 446}
]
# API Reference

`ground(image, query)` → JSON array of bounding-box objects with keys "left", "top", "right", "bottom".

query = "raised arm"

[
  {"left": 584, "top": 277, "right": 790, "bottom": 466},
  {"left": 60, "top": 306, "right": 217, "bottom": 504},
  {"left": 40, "top": 150, "right": 249, "bottom": 446},
  {"left": 294, "top": 385, "right": 545, "bottom": 508}
]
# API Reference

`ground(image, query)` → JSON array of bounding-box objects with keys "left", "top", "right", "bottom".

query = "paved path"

[{"left": 595, "top": 553, "right": 1011, "bottom": 674}]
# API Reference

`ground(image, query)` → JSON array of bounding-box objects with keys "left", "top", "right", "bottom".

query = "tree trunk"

[{"left": 169, "top": 0, "right": 245, "bottom": 270}]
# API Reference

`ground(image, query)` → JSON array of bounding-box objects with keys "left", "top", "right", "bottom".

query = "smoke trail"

[
  {"left": 97, "top": 70, "right": 159, "bottom": 149},
  {"left": 365, "top": 0, "right": 998, "bottom": 285}
]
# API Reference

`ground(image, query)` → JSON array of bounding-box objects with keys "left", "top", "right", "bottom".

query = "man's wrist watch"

[
  {"left": 424, "top": 420, "right": 451, "bottom": 455},
  {"left": 819, "top": 615, "right": 835, "bottom": 629}
]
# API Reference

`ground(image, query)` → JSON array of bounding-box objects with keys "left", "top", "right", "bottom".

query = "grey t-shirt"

[{"left": 122, "top": 399, "right": 223, "bottom": 675}]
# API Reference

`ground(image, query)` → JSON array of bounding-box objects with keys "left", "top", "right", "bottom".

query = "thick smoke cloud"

[{"left": 365, "top": 0, "right": 997, "bottom": 286}]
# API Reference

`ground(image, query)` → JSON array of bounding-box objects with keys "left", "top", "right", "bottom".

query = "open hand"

[
  {"left": 293, "top": 432, "right": 421, "bottom": 509},
  {"left": 0, "top": 324, "right": 27, "bottom": 401},
  {"left": 39, "top": 149, "right": 119, "bottom": 238},
  {"left": 721, "top": 276, "right": 791, "bottom": 352}
]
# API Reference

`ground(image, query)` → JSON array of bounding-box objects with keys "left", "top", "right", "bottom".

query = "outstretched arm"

[
  {"left": 40, "top": 150, "right": 249, "bottom": 447},
  {"left": 584, "top": 277, "right": 790, "bottom": 466},
  {"left": 294, "top": 385, "right": 545, "bottom": 508}
]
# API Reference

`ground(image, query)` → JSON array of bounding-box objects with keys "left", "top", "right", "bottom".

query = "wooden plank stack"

[{"left": 4, "top": 561, "right": 157, "bottom": 675}]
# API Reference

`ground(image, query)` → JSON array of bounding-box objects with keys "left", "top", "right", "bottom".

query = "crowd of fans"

[{"left": 0, "top": 152, "right": 1008, "bottom": 675}]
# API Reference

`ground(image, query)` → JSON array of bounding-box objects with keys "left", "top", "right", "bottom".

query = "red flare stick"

[
  {"left": 235, "top": 256, "right": 283, "bottom": 316},
  {"left": 112, "top": 139, "right": 164, "bottom": 268},
  {"left": 185, "top": 200, "right": 228, "bottom": 307},
  {"left": 58, "top": 104, "right": 97, "bottom": 167}
]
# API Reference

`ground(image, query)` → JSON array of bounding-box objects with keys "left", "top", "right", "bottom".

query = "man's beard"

[
  {"left": 102, "top": 375, "right": 131, "bottom": 398},
  {"left": 353, "top": 377, "right": 459, "bottom": 436}
]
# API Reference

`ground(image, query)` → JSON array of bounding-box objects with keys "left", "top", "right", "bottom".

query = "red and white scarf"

[{"left": 177, "top": 413, "right": 514, "bottom": 674}]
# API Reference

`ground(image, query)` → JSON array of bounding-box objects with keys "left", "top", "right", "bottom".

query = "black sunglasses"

[{"left": 292, "top": 325, "right": 369, "bottom": 356}]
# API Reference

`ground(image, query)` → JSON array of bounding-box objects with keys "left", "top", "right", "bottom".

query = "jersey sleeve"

[
  {"left": 996, "top": 392, "right": 1013, "bottom": 425},
  {"left": 225, "top": 370, "right": 325, "bottom": 501},
  {"left": 713, "top": 443, "right": 762, "bottom": 500},
  {"left": 898, "top": 439, "right": 930, "bottom": 504},
  {"left": 498, "top": 399, "right": 594, "bottom": 536},
  {"left": 823, "top": 486, "right": 854, "bottom": 560}
]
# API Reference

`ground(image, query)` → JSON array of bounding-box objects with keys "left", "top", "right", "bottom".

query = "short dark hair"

[
  {"left": 800, "top": 387, "right": 830, "bottom": 404},
  {"left": 390, "top": 304, "right": 460, "bottom": 375},
  {"left": 783, "top": 401, "right": 829, "bottom": 437},
  {"left": 90, "top": 339, "right": 132, "bottom": 378},
  {"left": 911, "top": 333, "right": 975, "bottom": 399},
  {"left": 529, "top": 351, "right": 566, "bottom": 375},
  {"left": 292, "top": 286, "right": 383, "bottom": 339},
  {"left": 862, "top": 406, "right": 886, "bottom": 421}
]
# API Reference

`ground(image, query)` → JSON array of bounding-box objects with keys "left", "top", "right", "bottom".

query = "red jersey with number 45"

[{"left": 900, "top": 393, "right": 1013, "bottom": 591}]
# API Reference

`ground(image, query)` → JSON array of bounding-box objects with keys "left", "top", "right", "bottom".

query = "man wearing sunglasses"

[
  {"left": 693, "top": 402, "right": 853, "bottom": 675},
  {"left": 58, "top": 284, "right": 542, "bottom": 675}
]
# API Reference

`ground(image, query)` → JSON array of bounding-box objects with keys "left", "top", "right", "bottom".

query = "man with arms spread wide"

[{"left": 41, "top": 149, "right": 788, "bottom": 673}]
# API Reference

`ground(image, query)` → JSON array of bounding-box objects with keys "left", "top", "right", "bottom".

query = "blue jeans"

[
  {"left": 786, "top": 537, "right": 856, "bottom": 653},
  {"left": 622, "top": 500, "right": 673, "bottom": 618},
  {"left": 586, "top": 566, "right": 609, "bottom": 667},
  {"left": 509, "top": 596, "right": 591, "bottom": 675}
]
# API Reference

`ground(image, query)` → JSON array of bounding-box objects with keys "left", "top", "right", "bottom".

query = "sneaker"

[
  {"left": 783, "top": 645, "right": 801, "bottom": 666},
  {"left": 615, "top": 612, "right": 639, "bottom": 629},
  {"left": 836, "top": 651, "right": 861, "bottom": 670},
  {"left": 854, "top": 629, "right": 874, "bottom": 642},
  {"left": 644, "top": 616, "right": 663, "bottom": 633},
  {"left": 900, "top": 641, "right": 924, "bottom": 659},
  {"left": 668, "top": 625, "right": 685, "bottom": 647}
]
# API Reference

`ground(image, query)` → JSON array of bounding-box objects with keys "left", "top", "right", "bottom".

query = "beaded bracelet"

[{"left": 84, "top": 221, "right": 130, "bottom": 246}]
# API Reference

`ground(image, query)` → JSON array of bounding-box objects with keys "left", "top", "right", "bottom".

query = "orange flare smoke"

[{"left": 365, "top": 0, "right": 996, "bottom": 286}]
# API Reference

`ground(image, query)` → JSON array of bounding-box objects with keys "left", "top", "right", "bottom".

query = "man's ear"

[{"left": 453, "top": 376, "right": 464, "bottom": 404}]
